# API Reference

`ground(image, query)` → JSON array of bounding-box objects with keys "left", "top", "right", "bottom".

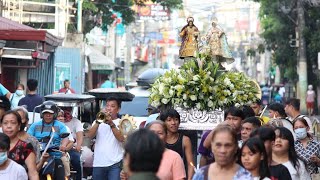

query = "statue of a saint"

[
  {"left": 205, "top": 18, "right": 234, "bottom": 66},
  {"left": 179, "top": 17, "right": 200, "bottom": 59}
]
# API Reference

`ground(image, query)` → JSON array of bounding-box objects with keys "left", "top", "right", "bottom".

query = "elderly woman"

[
  {"left": 1, "top": 110, "right": 39, "bottom": 180},
  {"left": 193, "top": 124, "right": 253, "bottom": 180},
  {"left": 13, "top": 106, "right": 41, "bottom": 162}
]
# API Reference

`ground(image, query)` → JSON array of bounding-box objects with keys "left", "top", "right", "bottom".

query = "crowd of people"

[
  {"left": 122, "top": 98, "right": 319, "bottom": 180},
  {"left": 0, "top": 78, "right": 319, "bottom": 180},
  {"left": 0, "top": 79, "right": 83, "bottom": 180}
]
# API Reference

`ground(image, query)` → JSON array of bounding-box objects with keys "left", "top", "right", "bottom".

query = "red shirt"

[
  {"left": 58, "top": 88, "right": 76, "bottom": 94},
  {"left": 9, "top": 139, "right": 34, "bottom": 168}
]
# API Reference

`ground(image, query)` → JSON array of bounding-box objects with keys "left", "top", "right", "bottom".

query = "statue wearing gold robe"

[{"left": 179, "top": 17, "right": 199, "bottom": 59}]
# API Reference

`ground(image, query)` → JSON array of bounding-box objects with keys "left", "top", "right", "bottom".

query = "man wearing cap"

[
  {"left": 27, "top": 101, "right": 69, "bottom": 179},
  {"left": 87, "top": 97, "right": 124, "bottom": 180}
]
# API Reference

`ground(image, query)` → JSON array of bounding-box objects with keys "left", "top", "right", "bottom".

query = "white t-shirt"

[
  {"left": 93, "top": 119, "right": 123, "bottom": 167},
  {"left": 282, "top": 160, "right": 311, "bottom": 180},
  {"left": 0, "top": 160, "right": 28, "bottom": 180},
  {"left": 65, "top": 118, "right": 83, "bottom": 140},
  {"left": 65, "top": 126, "right": 74, "bottom": 142}
]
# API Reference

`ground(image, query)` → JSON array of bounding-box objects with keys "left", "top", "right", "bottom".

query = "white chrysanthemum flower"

[
  {"left": 161, "top": 98, "right": 169, "bottom": 104},
  {"left": 190, "top": 95, "right": 197, "bottom": 101},
  {"left": 224, "top": 77, "right": 231, "bottom": 85},
  {"left": 183, "top": 94, "right": 187, "bottom": 100},
  {"left": 229, "top": 83, "right": 234, "bottom": 89},
  {"left": 159, "top": 84, "right": 165, "bottom": 93},
  {"left": 193, "top": 75, "right": 200, "bottom": 81},
  {"left": 169, "top": 89, "right": 174, "bottom": 96}
]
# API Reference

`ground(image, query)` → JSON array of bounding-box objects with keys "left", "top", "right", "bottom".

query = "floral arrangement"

[{"left": 149, "top": 54, "right": 259, "bottom": 111}]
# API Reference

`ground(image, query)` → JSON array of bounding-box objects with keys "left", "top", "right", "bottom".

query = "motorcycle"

[{"left": 39, "top": 133, "right": 70, "bottom": 180}]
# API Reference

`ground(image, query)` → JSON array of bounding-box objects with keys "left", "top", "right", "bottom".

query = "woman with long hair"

[
  {"left": 272, "top": 127, "right": 310, "bottom": 180},
  {"left": 1, "top": 110, "right": 39, "bottom": 180},
  {"left": 293, "top": 118, "right": 320, "bottom": 175},
  {"left": 240, "top": 137, "right": 270, "bottom": 180},
  {"left": 193, "top": 124, "right": 253, "bottom": 180}
]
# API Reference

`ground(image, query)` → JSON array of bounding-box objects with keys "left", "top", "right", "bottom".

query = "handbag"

[{"left": 312, "top": 173, "right": 320, "bottom": 180}]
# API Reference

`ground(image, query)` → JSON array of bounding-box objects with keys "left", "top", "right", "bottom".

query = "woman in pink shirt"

[
  {"left": 146, "top": 120, "right": 186, "bottom": 180},
  {"left": 121, "top": 120, "right": 186, "bottom": 180}
]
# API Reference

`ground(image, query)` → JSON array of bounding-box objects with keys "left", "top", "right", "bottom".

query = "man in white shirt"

[
  {"left": 87, "top": 97, "right": 125, "bottom": 180},
  {"left": 285, "top": 98, "right": 313, "bottom": 133},
  {"left": 0, "top": 133, "right": 28, "bottom": 180},
  {"left": 60, "top": 107, "right": 83, "bottom": 180}
]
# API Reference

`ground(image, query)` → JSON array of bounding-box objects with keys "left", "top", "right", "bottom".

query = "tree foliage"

[
  {"left": 253, "top": 0, "right": 320, "bottom": 83},
  {"left": 82, "top": 0, "right": 182, "bottom": 34}
]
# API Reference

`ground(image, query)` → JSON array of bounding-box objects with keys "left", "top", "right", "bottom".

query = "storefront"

[{"left": 0, "top": 17, "right": 63, "bottom": 95}]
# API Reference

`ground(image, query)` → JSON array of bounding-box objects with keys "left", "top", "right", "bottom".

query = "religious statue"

[
  {"left": 205, "top": 18, "right": 234, "bottom": 66},
  {"left": 179, "top": 17, "right": 200, "bottom": 60}
]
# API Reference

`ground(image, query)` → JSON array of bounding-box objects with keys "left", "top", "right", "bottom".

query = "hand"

[
  {"left": 60, "top": 145, "right": 67, "bottom": 152},
  {"left": 41, "top": 152, "right": 50, "bottom": 162},
  {"left": 75, "top": 145, "right": 82, "bottom": 152},
  {"left": 120, "top": 170, "right": 128, "bottom": 180},
  {"left": 310, "top": 155, "right": 320, "bottom": 164}
]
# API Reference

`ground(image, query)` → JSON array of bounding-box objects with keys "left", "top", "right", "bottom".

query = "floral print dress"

[
  {"left": 192, "top": 164, "right": 253, "bottom": 180},
  {"left": 9, "top": 139, "right": 34, "bottom": 169}
]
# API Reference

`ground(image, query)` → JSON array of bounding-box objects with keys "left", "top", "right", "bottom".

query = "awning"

[
  {"left": 0, "top": 17, "right": 63, "bottom": 46},
  {"left": 0, "top": 47, "right": 50, "bottom": 60},
  {"left": 85, "top": 46, "right": 115, "bottom": 70}
]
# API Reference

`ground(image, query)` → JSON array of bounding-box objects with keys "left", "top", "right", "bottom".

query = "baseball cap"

[{"left": 42, "top": 109, "right": 54, "bottom": 114}]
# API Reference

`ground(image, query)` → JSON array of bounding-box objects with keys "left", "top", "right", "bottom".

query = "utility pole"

[{"left": 296, "top": 0, "right": 308, "bottom": 113}]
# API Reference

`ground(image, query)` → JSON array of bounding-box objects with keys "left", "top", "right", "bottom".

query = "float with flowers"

[{"left": 149, "top": 53, "right": 260, "bottom": 130}]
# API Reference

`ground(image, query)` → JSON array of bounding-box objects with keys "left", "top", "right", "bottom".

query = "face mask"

[
  {"left": 295, "top": 128, "right": 308, "bottom": 140},
  {"left": 0, "top": 152, "right": 8, "bottom": 165},
  {"left": 15, "top": 90, "right": 24, "bottom": 96}
]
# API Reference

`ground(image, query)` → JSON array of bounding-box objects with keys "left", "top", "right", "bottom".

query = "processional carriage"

[{"left": 149, "top": 17, "right": 261, "bottom": 130}]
